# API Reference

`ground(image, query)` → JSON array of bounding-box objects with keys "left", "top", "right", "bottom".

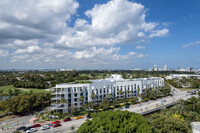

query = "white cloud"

[
  {"left": 0, "top": 49, "right": 9, "bottom": 57},
  {"left": 183, "top": 40, "right": 200, "bottom": 48},
  {"left": 0, "top": 0, "right": 79, "bottom": 42},
  {"left": 149, "top": 29, "right": 169, "bottom": 38},
  {"left": 136, "top": 46, "right": 146, "bottom": 50},
  {"left": 15, "top": 46, "right": 41, "bottom": 54},
  {"left": 0, "top": 0, "right": 168, "bottom": 68},
  {"left": 57, "top": 0, "right": 169, "bottom": 49}
]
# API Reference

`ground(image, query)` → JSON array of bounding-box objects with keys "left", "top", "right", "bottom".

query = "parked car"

[
  {"left": 86, "top": 114, "right": 91, "bottom": 119},
  {"left": 26, "top": 128, "right": 37, "bottom": 133},
  {"left": 47, "top": 123, "right": 52, "bottom": 126},
  {"left": 16, "top": 126, "right": 26, "bottom": 130},
  {"left": 52, "top": 120, "right": 60, "bottom": 124},
  {"left": 63, "top": 117, "right": 71, "bottom": 122},
  {"left": 32, "top": 124, "right": 41, "bottom": 128},
  {"left": 125, "top": 105, "right": 130, "bottom": 108},
  {"left": 75, "top": 116, "right": 83, "bottom": 120},
  {"left": 52, "top": 123, "right": 62, "bottom": 128},
  {"left": 41, "top": 125, "right": 51, "bottom": 130},
  {"left": 18, "top": 113, "right": 25, "bottom": 117},
  {"left": 23, "top": 126, "right": 32, "bottom": 131}
]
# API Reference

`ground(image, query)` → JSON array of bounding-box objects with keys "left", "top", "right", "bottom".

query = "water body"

[{"left": 0, "top": 95, "right": 12, "bottom": 101}]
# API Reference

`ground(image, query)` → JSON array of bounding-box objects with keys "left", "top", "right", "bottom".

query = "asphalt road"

[{"left": 0, "top": 113, "right": 34, "bottom": 133}]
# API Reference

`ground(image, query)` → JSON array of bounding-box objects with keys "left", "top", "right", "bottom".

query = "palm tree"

[
  {"left": 186, "top": 96, "right": 198, "bottom": 111},
  {"left": 118, "top": 90, "right": 123, "bottom": 99},
  {"left": 106, "top": 93, "right": 112, "bottom": 101},
  {"left": 60, "top": 97, "right": 67, "bottom": 105},
  {"left": 100, "top": 99, "right": 109, "bottom": 111},
  {"left": 91, "top": 92, "right": 96, "bottom": 101},
  {"left": 125, "top": 90, "right": 131, "bottom": 99},
  {"left": 80, "top": 96, "right": 85, "bottom": 103}
]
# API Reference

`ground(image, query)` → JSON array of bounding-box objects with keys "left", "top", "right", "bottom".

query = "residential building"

[
  {"left": 165, "top": 74, "right": 200, "bottom": 80},
  {"left": 163, "top": 65, "right": 168, "bottom": 71},
  {"left": 154, "top": 65, "right": 158, "bottom": 71},
  {"left": 50, "top": 74, "right": 164, "bottom": 113}
]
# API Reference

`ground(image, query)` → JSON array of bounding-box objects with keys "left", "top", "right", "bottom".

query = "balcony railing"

[{"left": 51, "top": 91, "right": 65, "bottom": 95}]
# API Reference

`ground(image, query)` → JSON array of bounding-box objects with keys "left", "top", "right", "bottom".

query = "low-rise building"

[
  {"left": 165, "top": 74, "right": 200, "bottom": 80},
  {"left": 50, "top": 74, "right": 164, "bottom": 113}
]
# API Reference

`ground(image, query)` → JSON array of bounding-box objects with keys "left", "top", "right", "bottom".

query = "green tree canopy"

[
  {"left": 151, "top": 113, "right": 190, "bottom": 133},
  {"left": 77, "top": 110, "right": 151, "bottom": 133}
]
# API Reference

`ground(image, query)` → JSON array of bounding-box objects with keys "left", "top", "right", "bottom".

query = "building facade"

[
  {"left": 165, "top": 74, "right": 200, "bottom": 80},
  {"left": 50, "top": 74, "right": 164, "bottom": 113}
]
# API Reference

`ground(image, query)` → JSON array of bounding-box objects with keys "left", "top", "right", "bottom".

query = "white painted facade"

[
  {"left": 165, "top": 74, "right": 200, "bottom": 80},
  {"left": 51, "top": 74, "right": 164, "bottom": 113}
]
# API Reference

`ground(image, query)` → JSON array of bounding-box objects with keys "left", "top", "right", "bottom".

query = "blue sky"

[{"left": 0, "top": 0, "right": 200, "bottom": 70}]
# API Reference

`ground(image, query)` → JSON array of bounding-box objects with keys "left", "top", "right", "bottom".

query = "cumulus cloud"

[
  {"left": 57, "top": 0, "right": 168, "bottom": 48},
  {"left": 136, "top": 46, "right": 146, "bottom": 50},
  {"left": 0, "top": 0, "right": 169, "bottom": 68},
  {"left": 183, "top": 40, "right": 200, "bottom": 48},
  {"left": 0, "top": 49, "right": 9, "bottom": 57},
  {"left": 0, "top": 0, "right": 79, "bottom": 43}
]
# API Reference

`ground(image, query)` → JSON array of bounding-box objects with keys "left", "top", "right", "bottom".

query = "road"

[
  {"left": 0, "top": 113, "right": 34, "bottom": 133},
  {"left": 1, "top": 87, "right": 198, "bottom": 133}
]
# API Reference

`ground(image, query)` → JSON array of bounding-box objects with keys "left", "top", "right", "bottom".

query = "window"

[{"left": 74, "top": 87, "right": 76, "bottom": 92}]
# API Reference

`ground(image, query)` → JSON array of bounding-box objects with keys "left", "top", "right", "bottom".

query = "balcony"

[{"left": 51, "top": 91, "right": 65, "bottom": 95}]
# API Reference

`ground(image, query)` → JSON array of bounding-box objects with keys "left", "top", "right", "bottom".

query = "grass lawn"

[
  {"left": 0, "top": 85, "right": 48, "bottom": 95},
  {"left": 176, "top": 88, "right": 200, "bottom": 91}
]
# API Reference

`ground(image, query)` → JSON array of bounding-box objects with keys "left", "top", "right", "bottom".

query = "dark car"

[
  {"left": 18, "top": 113, "right": 25, "bottom": 117},
  {"left": 63, "top": 117, "right": 71, "bottom": 122},
  {"left": 86, "top": 114, "right": 91, "bottom": 119},
  {"left": 16, "top": 126, "right": 26, "bottom": 130},
  {"left": 125, "top": 105, "right": 130, "bottom": 108},
  {"left": 52, "top": 123, "right": 61, "bottom": 128},
  {"left": 32, "top": 124, "right": 41, "bottom": 128},
  {"left": 23, "top": 126, "right": 32, "bottom": 131}
]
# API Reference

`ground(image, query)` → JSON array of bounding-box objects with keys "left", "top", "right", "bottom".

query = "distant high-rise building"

[
  {"left": 154, "top": 65, "right": 158, "bottom": 71},
  {"left": 163, "top": 65, "right": 168, "bottom": 71},
  {"left": 186, "top": 67, "right": 195, "bottom": 72}
]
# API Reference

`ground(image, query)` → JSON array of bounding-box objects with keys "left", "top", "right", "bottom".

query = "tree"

[
  {"left": 151, "top": 114, "right": 190, "bottom": 133},
  {"left": 78, "top": 110, "right": 151, "bottom": 133},
  {"left": 91, "top": 92, "right": 96, "bottom": 101},
  {"left": 0, "top": 90, "right": 3, "bottom": 94},
  {"left": 8, "top": 89, "right": 13, "bottom": 96},
  {"left": 125, "top": 90, "right": 130, "bottom": 99},
  {"left": 60, "top": 97, "right": 67, "bottom": 105},
  {"left": 100, "top": 99, "right": 109, "bottom": 111},
  {"left": 118, "top": 90, "right": 123, "bottom": 97},
  {"left": 106, "top": 93, "right": 112, "bottom": 101},
  {"left": 80, "top": 96, "right": 84, "bottom": 103}
]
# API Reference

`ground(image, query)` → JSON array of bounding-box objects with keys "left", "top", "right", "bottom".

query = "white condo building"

[{"left": 50, "top": 74, "right": 164, "bottom": 113}]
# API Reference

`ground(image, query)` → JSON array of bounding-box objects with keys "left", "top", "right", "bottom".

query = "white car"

[
  {"left": 26, "top": 128, "right": 38, "bottom": 133},
  {"left": 41, "top": 125, "right": 51, "bottom": 130}
]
